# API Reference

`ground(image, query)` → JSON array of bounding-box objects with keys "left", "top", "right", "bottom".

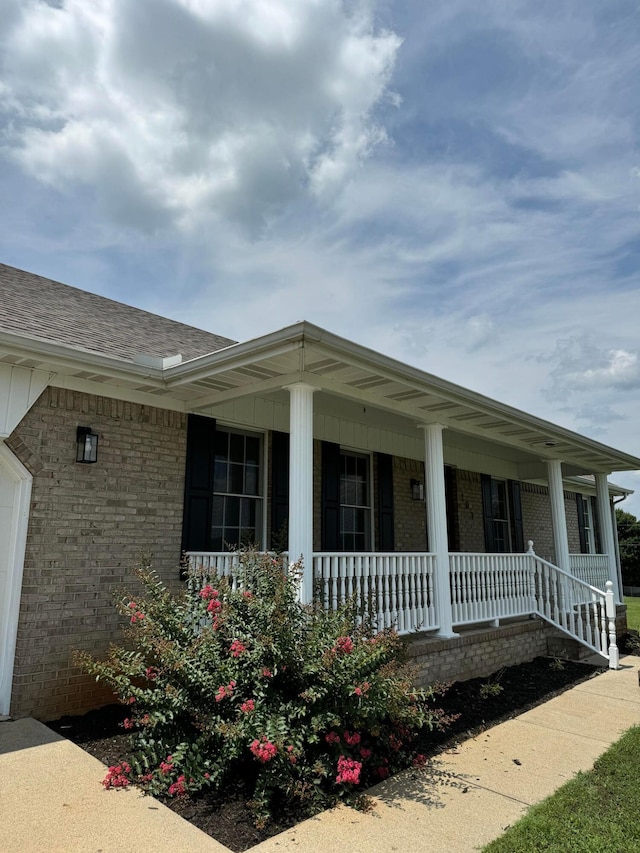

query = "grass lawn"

[
  {"left": 624, "top": 596, "right": 640, "bottom": 632},
  {"left": 482, "top": 725, "right": 640, "bottom": 853}
]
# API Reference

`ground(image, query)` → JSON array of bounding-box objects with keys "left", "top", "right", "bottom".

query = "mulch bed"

[{"left": 46, "top": 656, "right": 604, "bottom": 852}]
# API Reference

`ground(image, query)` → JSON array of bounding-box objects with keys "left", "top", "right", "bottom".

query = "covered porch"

[{"left": 170, "top": 323, "right": 637, "bottom": 668}]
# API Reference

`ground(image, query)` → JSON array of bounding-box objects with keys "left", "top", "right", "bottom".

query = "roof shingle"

[{"left": 0, "top": 264, "right": 236, "bottom": 363}]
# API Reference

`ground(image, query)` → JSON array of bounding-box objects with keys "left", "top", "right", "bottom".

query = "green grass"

[
  {"left": 482, "top": 725, "right": 640, "bottom": 853},
  {"left": 624, "top": 596, "right": 640, "bottom": 632}
]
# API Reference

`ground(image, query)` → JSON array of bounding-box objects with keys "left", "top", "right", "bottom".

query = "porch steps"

[{"left": 546, "top": 634, "right": 602, "bottom": 663}]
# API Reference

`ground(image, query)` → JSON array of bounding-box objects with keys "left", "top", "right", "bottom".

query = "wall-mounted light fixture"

[
  {"left": 76, "top": 426, "right": 98, "bottom": 463},
  {"left": 410, "top": 478, "right": 424, "bottom": 501}
]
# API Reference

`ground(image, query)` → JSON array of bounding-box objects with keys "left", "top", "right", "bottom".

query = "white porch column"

[
  {"left": 420, "top": 423, "right": 457, "bottom": 638},
  {"left": 547, "top": 459, "right": 570, "bottom": 573},
  {"left": 595, "top": 472, "right": 622, "bottom": 603},
  {"left": 284, "top": 383, "right": 316, "bottom": 605}
]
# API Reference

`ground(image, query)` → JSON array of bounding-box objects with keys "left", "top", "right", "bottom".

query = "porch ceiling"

[{"left": 2, "top": 322, "right": 639, "bottom": 475}]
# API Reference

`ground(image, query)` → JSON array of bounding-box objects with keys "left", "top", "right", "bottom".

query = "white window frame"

[{"left": 339, "top": 447, "right": 374, "bottom": 552}]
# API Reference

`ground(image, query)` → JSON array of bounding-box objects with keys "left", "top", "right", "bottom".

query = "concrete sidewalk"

[{"left": 2, "top": 657, "right": 639, "bottom": 853}]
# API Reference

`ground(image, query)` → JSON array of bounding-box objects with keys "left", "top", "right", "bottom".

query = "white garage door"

[{"left": 0, "top": 444, "right": 32, "bottom": 716}]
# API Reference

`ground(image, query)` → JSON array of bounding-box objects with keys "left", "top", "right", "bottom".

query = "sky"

[{"left": 2, "top": 0, "right": 640, "bottom": 514}]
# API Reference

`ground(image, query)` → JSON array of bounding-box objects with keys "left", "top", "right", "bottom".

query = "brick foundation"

[{"left": 407, "top": 619, "right": 558, "bottom": 686}]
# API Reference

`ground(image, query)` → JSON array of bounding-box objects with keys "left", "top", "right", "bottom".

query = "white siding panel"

[{"left": 0, "top": 365, "right": 50, "bottom": 437}]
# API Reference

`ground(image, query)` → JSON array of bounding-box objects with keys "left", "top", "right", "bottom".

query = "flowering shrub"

[{"left": 76, "top": 550, "right": 448, "bottom": 825}]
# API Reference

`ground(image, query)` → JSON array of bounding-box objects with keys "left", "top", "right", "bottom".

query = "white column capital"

[
  {"left": 417, "top": 422, "right": 447, "bottom": 433},
  {"left": 282, "top": 382, "right": 320, "bottom": 394}
]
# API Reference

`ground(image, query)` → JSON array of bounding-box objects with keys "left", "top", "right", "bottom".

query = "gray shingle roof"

[{"left": 0, "top": 264, "right": 236, "bottom": 362}]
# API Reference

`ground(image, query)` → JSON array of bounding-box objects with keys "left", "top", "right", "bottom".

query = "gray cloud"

[{"left": 0, "top": 0, "right": 401, "bottom": 232}]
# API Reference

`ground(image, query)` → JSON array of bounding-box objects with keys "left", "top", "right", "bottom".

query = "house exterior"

[{"left": 1, "top": 263, "right": 638, "bottom": 721}]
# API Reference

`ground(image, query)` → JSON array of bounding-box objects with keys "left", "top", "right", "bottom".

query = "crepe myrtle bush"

[{"left": 76, "top": 550, "right": 449, "bottom": 825}]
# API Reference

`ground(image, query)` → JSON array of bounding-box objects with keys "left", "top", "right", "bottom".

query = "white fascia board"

[{"left": 0, "top": 329, "right": 165, "bottom": 385}]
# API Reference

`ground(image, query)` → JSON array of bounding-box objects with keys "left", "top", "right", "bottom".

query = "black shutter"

[
  {"left": 376, "top": 453, "right": 394, "bottom": 551},
  {"left": 445, "top": 465, "right": 459, "bottom": 551},
  {"left": 481, "top": 474, "right": 495, "bottom": 552},
  {"left": 321, "top": 441, "right": 341, "bottom": 550},
  {"left": 271, "top": 431, "right": 290, "bottom": 550},
  {"left": 591, "top": 496, "right": 602, "bottom": 553},
  {"left": 576, "top": 494, "right": 588, "bottom": 554},
  {"left": 508, "top": 480, "right": 524, "bottom": 552},
  {"left": 181, "top": 414, "right": 216, "bottom": 566}
]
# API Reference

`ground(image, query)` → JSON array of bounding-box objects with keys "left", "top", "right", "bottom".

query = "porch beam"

[
  {"left": 284, "top": 382, "right": 317, "bottom": 604},
  {"left": 420, "top": 423, "right": 458, "bottom": 638},
  {"left": 595, "top": 473, "right": 622, "bottom": 603},
  {"left": 547, "top": 459, "right": 570, "bottom": 573}
]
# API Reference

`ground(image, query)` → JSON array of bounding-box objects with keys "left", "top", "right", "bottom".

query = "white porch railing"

[
  {"left": 185, "top": 547, "right": 619, "bottom": 667},
  {"left": 449, "top": 553, "right": 534, "bottom": 625},
  {"left": 530, "top": 553, "right": 618, "bottom": 665},
  {"left": 313, "top": 552, "right": 438, "bottom": 634},
  {"left": 569, "top": 553, "right": 610, "bottom": 590}
]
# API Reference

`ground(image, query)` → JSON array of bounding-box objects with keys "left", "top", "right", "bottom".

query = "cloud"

[{"left": 0, "top": 0, "right": 401, "bottom": 232}]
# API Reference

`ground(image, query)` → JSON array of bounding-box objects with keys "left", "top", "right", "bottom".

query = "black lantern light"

[
  {"left": 410, "top": 478, "right": 424, "bottom": 501},
  {"left": 76, "top": 426, "right": 98, "bottom": 463}
]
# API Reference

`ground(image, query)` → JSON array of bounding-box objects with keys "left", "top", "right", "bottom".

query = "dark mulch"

[{"left": 46, "top": 656, "right": 604, "bottom": 852}]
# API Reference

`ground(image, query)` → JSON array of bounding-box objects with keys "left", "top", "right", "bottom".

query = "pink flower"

[
  {"left": 199, "top": 585, "right": 219, "bottom": 600},
  {"left": 353, "top": 681, "right": 370, "bottom": 697},
  {"left": 262, "top": 667, "right": 273, "bottom": 678},
  {"left": 389, "top": 734, "right": 402, "bottom": 752},
  {"left": 103, "top": 762, "right": 131, "bottom": 789},
  {"left": 336, "top": 756, "right": 362, "bottom": 785},
  {"left": 343, "top": 730, "right": 361, "bottom": 747},
  {"left": 250, "top": 736, "right": 277, "bottom": 763},
  {"left": 229, "top": 639, "right": 247, "bottom": 658},
  {"left": 360, "top": 747, "right": 372, "bottom": 760},
  {"left": 127, "top": 696, "right": 136, "bottom": 704},
  {"left": 168, "top": 775, "right": 187, "bottom": 796},
  {"left": 286, "top": 745, "right": 297, "bottom": 764},
  {"left": 333, "top": 636, "right": 354, "bottom": 655},
  {"left": 240, "top": 699, "right": 255, "bottom": 713},
  {"left": 122, "top": 718, "right": 134, "bottom": 730},
  {"left": 160, "top": 756, "right": 174, "bottom": 775},
  {"left": 207, "top": 598, "right": 222, "bottom": 614},
  {"left": 325, "top": 732, "right": 340, "bottom": 745},
  {"left": 412, "top": 754, "right": 427, "bottom": 768},
  {"left": 145, "top": 666, "right": 159, "bottom": 680},
  {"left": 242, "top": 590, "right": 254, "bottom": 600},
  {"left": 215, "top": 680, "right": 236, "bottom": 702}
]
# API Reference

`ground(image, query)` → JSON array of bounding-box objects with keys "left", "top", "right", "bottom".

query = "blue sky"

[{"left": 2, "top": 0, "right": 640, "bottom": 513}]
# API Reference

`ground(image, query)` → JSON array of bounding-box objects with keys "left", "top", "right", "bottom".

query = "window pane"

[
  {"left": 245, "top": 464, "right": 259, "bottom": 496},
  {"left": 240, "top": 498, "right": 256, "bottom": 528},
  {"left": 229, "top": 432, "right": 244, "bottom": 463},
  {"left": 211, "top": 495, "right": 225, "bottom": 526},
  {"left": 214, "top": 431, "right": 228, "bottom": 461},
  {"left": 224, "top": 528, "right": 240, "bottom": 548},
  {"left": 210, "top": 528, "right": 224, "bottom": 551},
  {"left": 214, "top": 460, "right": 227, "bottom": 493},
  {"left": 229, "top": 463, "right": 244, "bottom": 494},
  {"left": 226, "top": 496, "right": 240, "bottom": 527},
  {"left": 245, "top": 436, "right": 260, "bottom": 465}
]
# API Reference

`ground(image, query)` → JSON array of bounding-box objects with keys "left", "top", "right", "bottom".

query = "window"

[
  {"left": 210, "top": 428, "right": 263, "bottom": 551},
  {"left": 490, "top": 479, "right": 511, "bottom": 553},
  {"left": 579, "top": 496, "right": 596, "bottom": 554},
  {"left": 340, "top": 451, "right": 371, "bottom": 551}
]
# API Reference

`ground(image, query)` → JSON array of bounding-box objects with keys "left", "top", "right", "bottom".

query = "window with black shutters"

[{"left": 210, "top": 428, "right": 264, "bottom": 550}]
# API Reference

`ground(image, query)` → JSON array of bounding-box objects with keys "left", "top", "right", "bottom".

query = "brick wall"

[
  {"left": 520, "top": 483, "right": 583, "bottom": 562},
  {"left": 408, "top": 620, "right": 555, "bottom": 685},
  {"left": 7, "top": 387, "right": 187, "bottom": 720},
  {"left": 392, "top": 457, "right": 427, "bottom": 551},
  {"left": 455, "top": 470, "right": 485, "bottom": 552}
]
